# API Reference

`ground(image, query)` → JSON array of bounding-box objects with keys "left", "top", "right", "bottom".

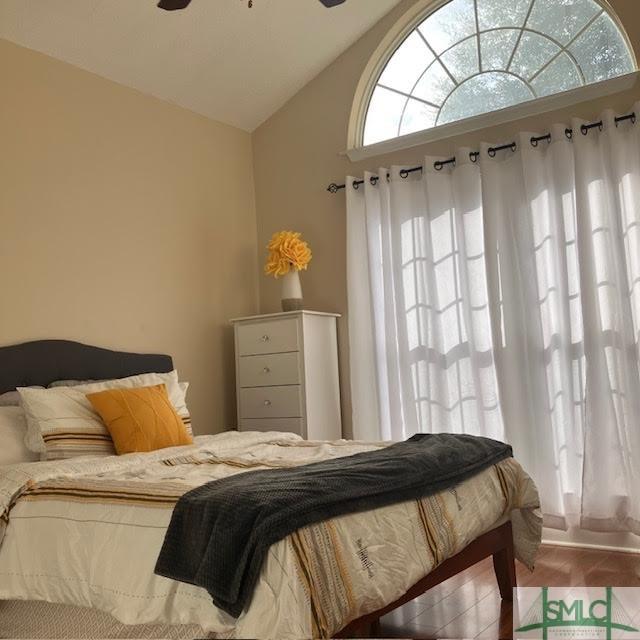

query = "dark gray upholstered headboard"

[{"left": 0, "top": 340, "right": 173, "bottom": 394}]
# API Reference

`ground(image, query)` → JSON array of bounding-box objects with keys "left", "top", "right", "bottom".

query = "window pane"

[
  {"left": 569, "top": 12, "right": 635, "bottom": 82},
  {"left": 400, "top": 99, "right": 439, "bottom": 136},
  {"left": 363, "top": 86, "right": 406, "bottom": 145},
  {"left": 477, "top": 0, "right": 531, "bottom": 29},
  {"left": 440, "top": 36, "right": 479, "bottom": 82},
  {"left": 480, "top": 29, "right": 520, "bottom": 70},
  {"left": 378, "top": 31, "right": 434, "bottom": 94},
  {"left": 510, "top": 31, "right": 560, "bottom": 80},
  {"left": 531, "top": 53, "right": 582, "bottom": 96},
  {"left": 439, "top": 72, "right": 532, "bottom": 124},
  {"left": 412, "top": 61, "right": 456, "bottom": 106},
  {"left": 362, "top": 0, "right": 636, "bottom": 146},
  {"left": 528, "top": 0, "right": 601, "bottom": 45},
  {"left": 418, "top": 0, "right": 476, "bottom": 54}
]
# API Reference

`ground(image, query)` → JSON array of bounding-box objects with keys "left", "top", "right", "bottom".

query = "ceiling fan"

[{"left": 158, "top": 0, "right": 346, "bottom": 9}]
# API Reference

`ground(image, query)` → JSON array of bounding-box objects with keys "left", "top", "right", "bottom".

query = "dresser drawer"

[
  {"left": 239, "top": 386, "right": 303, "bottom": 419},
  {"left": 237, "top": 317, "right": 299, "bottom": 356},
  {"left": 238, "top": 352, "right": 302, "bottom": 388},
  {"left": 239, "top": 418, "right": 304, "bottom": 435}
]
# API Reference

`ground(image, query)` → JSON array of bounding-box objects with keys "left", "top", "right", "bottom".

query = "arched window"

[{"left": 363, "top": 0, "right": 635, "bottom": 146}]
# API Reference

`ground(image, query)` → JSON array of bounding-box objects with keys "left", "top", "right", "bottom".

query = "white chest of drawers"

[{"left": 230, "top": 311, "right": 342, "bottom": 440}]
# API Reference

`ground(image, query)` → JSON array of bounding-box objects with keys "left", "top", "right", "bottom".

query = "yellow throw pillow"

[{"left": 86, "top": 384, "right": 193, "bottom": 455}]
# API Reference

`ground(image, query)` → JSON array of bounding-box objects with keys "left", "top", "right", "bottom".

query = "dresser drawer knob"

[
  {"left": 262, "top": 367, "right": 271, "bottom": 374},
  {"left": 261, "top": 335, "right": 270, "bottom": 342},
  {"left": 263, "top": 400, "right": 272, "bottom": 407}
]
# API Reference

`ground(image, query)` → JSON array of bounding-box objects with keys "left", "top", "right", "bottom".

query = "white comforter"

[{"left": 0, "top": 431, "right": 542, "bottom": 638}]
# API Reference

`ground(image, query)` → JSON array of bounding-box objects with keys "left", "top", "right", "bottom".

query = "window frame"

[{"left": 346, "top": 0, "right": 637, "bottom": 161}]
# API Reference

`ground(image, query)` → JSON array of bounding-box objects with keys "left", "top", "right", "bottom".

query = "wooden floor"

[{"left": 378, "top": 544, "right": 640, "bottom": 639}]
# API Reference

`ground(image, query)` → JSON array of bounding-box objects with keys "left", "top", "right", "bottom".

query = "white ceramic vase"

[{"left": 281, "top": 269, "right": 303, "bottom": 311}]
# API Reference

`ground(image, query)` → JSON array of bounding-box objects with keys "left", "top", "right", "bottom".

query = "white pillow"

[
  {"left": 0, "top": 407, "right": 39, "bottom": 466},
  {"left": 20, "top": 370, "right": 191, "bottom": 459},
  {"left": 0, "top": 387, "right": 44, "bottom": 407}
]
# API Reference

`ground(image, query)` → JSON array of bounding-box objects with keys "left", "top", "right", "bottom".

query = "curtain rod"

[{"left": 326, "top": 112, "right": 636, "bottom": 194}]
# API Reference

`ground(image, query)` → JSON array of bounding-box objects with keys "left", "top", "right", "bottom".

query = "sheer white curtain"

[{"left": 347, "top": 104, "right": 640, "bottom": 535}]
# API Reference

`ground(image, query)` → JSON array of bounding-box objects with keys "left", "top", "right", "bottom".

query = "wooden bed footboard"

[{"left": 336, "top": 520, "right": 517, "bottom": 638}]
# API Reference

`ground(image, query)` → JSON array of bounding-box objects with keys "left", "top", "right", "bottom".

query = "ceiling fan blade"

[
  {"left": 158, "top": 0, "right": 346, "bottom": 10},
  {"left": 157, "top": 0, "right": 192, "bottom": 10}
]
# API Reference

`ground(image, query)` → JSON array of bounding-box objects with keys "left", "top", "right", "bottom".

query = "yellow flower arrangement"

[{"left": 264, "top": 231, "right": 312, "bottom": 278}]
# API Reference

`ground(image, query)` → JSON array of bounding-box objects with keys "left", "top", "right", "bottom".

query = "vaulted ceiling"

[{"left": 0, "top": 0, "right": 402, "bottom": 131}]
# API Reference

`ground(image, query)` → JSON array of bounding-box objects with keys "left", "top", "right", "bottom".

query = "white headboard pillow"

[
  {"left": 0, "top": 391, "right": 21, "bottom": 407},
  {"left": 0, "top": 387, "right": 44, "bottom": 407},
  {"left": 0, "top": 406, "right": 39, "bottom": 466}
]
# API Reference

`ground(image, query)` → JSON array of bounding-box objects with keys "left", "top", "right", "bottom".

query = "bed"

[{"left": 0, "top": 340, "right": 542, "bottom": 639}]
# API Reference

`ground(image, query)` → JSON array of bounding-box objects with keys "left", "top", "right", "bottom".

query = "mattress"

[{"left": 0, "top": 431, "right": 542, "bottom": 639}]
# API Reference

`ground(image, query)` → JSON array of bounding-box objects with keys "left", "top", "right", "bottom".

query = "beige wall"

[
  {"left": 252, "top": 0, "right": 640, "bottom": 438},
  {"left": 3, "top": 1, "right": 639, "bottom": 439},
  {"left": 0, "top": 38, "right": 258, "bottom": 434}
]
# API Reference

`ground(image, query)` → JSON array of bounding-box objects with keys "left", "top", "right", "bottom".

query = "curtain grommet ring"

[
  {"left": 565, "top": 128, "right": 573, "bottom": 140},
  {"left": 615, "top": 112, "right": 636, "bottom": 127},
  {"left": 400, "top": 169, "right": 409, "bottom": 179},
  {"left": 369, "top": 176, "right": 379, "bottom": 186},
  {"left": 488, "top": 142, "right": 516, "bottom": 157},
  {"left": 352, "top": 181, "right": 360, "bottom": 190},
  {"left": 581, "top": 121, "right": 603, "bottom": 136},
  {"left": 434, "top": 158, "right": 455, "bottom": 171},
  {"left": 531, "top": 134, "right": 551, "bottom": 147},
  {"left": 470, "top": 151, "right": 479, "bottom": 163}
]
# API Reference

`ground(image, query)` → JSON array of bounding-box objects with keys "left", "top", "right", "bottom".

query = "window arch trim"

[{"left": 347, "top": 0, "right": 637, "bottom": 155}]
